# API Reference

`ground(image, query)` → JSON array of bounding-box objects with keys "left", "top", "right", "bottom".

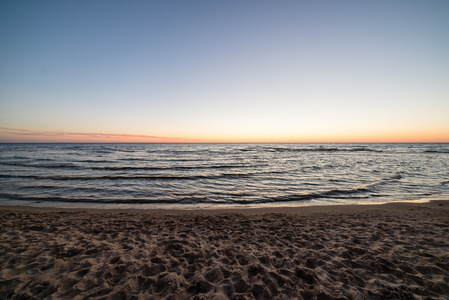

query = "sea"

[{"left": 0, "top": 143, "right": 448, "bottom": 209}]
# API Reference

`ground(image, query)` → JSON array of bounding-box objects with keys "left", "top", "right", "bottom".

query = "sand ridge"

[{"left": 1, "top": 201, "right": 449, "bottom": 299}]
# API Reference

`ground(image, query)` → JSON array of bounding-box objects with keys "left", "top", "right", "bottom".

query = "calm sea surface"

[{"left": 0, "top": 143, "right": 448, "bottom": 209}]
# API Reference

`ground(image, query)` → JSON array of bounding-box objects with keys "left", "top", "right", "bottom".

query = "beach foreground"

[{"left": 1, "top": 201, "right": 448, "bottom": 299}]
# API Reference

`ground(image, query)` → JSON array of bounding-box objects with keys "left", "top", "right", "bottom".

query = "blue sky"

[{"left": 1, "top": 0, "right": 448, "bottom": 142}]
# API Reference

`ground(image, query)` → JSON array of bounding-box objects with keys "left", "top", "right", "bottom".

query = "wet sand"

[{"left": 1, "top": 200, "right": 448, "bottom": 299}]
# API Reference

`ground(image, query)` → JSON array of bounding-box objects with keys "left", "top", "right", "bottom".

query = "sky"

[{"left": 1, "top": 0, "right": 448, "bottom": 143}]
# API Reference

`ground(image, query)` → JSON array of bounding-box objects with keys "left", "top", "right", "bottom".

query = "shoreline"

[
  {"left": 1, "top": 198, "right": 447, "bottom": 215},
  {"left": 1, "top": 200, "right": 448, "bottom": 299}
]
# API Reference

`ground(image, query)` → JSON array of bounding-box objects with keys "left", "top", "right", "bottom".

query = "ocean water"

[{"left": 0, "top": 143, "right": 448, "bottom": 209}]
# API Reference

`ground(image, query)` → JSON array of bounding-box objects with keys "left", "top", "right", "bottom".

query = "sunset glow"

[{"left": 1, "top": 1, "right": 448, "bottom": 143}]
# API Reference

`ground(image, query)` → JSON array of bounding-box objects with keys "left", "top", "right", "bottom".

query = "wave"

[
  {"left": 1, "top": 157, "right": 54, "bottom": 161},
  {"left": 385, "top": 173, "right": 402, "bottom": 180},
  {"left": 257, "top": 145, "right": 448, "bottom": 154},
  {"left": 0, "top": 162, "right": 255, "bottom": 173},
  {"left": 0, "top": 173, "right": 251, "bottom": 181},
  {"left": 148, "top": 149, "right": 213, "bottom": 155},
  {"left": 360, "top": 173, "right": 403, "bottom": 191},
  {"left": 0, "top": 193, "right": 216, "bottom": 205},
  {"left": 260, "top": 146, "right": 382, "bottom": 153},
  {"left": 265, "top": 187, "right": 372, "bottom": 203},
  {"left": 118, "top": 158, "right": 146, "bottom": 161},
  {"left": 118, "top": 158, "right": 207, "bottom": 162},
  {"left": 17, "top": 185, "right": 106, "bottom": 193},
  {"left": 91, "top": 165, "right": 249, "bottom": 171},
  {"left": 93, "top": 150, "right": 113, "bottom": 154},
  {"left": 423, "top": 150, "right": 449, "bottom": 154},
  {"left": 0, "top": 162, "right": 82, "bottom": 170},
  {"left": 79, "top": 159, "right": 114, "bottom": 163}
]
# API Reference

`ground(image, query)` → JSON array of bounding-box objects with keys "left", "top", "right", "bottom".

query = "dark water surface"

[{"left": 1, "top": 143, "right": 448, "bottom": 209}]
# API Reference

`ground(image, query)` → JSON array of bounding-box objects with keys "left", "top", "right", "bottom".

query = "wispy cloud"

[{"left": 0, "top": 127, "right": 197, "bottom": 142}]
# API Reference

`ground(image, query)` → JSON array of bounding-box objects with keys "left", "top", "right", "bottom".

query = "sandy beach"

[{"left": 1, "top": 201, "right": 448, "bottom": 299}]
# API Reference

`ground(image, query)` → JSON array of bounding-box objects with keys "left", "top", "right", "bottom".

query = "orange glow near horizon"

[{"left": 1, "top": 127, "right": 448, "bottom": 143}]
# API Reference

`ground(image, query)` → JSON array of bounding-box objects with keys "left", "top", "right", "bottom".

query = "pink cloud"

[{"left": 0, "top": 127, "right": 197, "bottom": 142}]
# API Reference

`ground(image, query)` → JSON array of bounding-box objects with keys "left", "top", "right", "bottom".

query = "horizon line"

[{"left": 1, "top": 141, "right": 448, "bottom": 144}]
